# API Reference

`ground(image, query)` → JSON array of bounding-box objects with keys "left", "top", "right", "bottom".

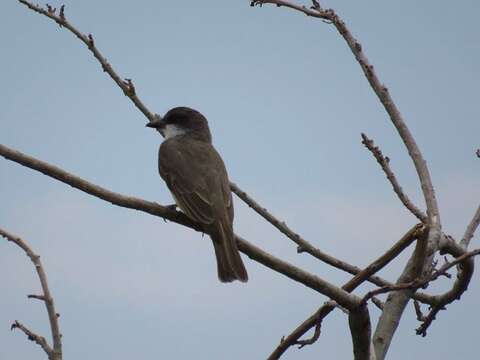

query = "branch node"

[
  {"left": 27, "top": 294, "right": 46, "bottom": 301},
  {"left": 123, "top": 78, "right": 136, "bottom": 96},
  {"left": 87, "top": 33, "right": 94, "bottom": 48},
  {"left": 46, "top": 4, "right": 55, "bottom": 14},
  {"left": 59, "top": 4, "right": 65, "bottom": 22},
  {"left": 311, "top": 0, "right": 322, "bottom": 11}
]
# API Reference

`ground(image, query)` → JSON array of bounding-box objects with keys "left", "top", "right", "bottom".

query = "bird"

[{"left": 146, "top": 107, "right": 248, "bottom": 283}]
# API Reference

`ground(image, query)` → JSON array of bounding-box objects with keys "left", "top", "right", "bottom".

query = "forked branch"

[{"left": 0, "top": 228, "right": 62, "bottom": 360}]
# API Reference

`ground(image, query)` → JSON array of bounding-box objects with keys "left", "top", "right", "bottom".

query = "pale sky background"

[{"left": 1, "top": 1, "right": 479, "bottom": 359}]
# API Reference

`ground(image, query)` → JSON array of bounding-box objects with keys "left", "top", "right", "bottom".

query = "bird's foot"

[{"left": 165, "top": 204, "right": 178, "bottom": 212}]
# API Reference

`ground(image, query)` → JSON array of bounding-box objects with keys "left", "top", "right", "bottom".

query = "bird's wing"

[{"left": 158, "top": 138, "right": 232, "bottom": 225}]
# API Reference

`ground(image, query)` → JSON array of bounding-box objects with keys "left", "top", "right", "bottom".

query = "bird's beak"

[{"left": 146, "top": 114, "right": 165, "bottom": 129}]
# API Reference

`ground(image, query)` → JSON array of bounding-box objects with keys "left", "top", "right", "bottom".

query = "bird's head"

[{"left": 146, "top": 107, "right": 212, "bottom": 142}]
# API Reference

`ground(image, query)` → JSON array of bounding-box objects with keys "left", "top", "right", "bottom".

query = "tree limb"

[
  {"left": 250, "top": 1, "right": 440, "bottom": 230},
  {"left": 16, "top": 0, "right": 441, "bottom": 308},
  {"left": 267, "top": 224, "right": 423, "bottom": 359},
  {"left": 18, "top": 0, "right": 155, "bottom": 122},
  {"left": 349, "top": 306, "right": 374, "bottom": 360},
  {"left": 1, "top": 228, "right": 62, "bottom": 360},
  {"left": 231, "top": 182, "right": 436, "bottom": 305},
  {"left": 416, "top": 238, "right": 476, "bottom": 336},
  {"left": 460, "top": 205, "right": 480, "bottom": 248},
  {"left": 361, "top": 133, "right": 427, "bottom": 223},
  {"left": 0, "top": 143, "right": 363, "bottom": 310},
  {"left": 250, "top": 5, "right": 444, "bottom": 357},
  {"left": 372, "top": 228, "right": 428, "bottom": 360}
]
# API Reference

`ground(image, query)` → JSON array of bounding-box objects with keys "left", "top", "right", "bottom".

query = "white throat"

[{"left": 162, "top": 124, "right": 187, "bottom": 139}]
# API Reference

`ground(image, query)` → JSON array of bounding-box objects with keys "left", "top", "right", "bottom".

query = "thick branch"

[
  {"left": 349, "top": 306, "right": 373, "bottom": 360},
  {"left": 250, "top": 7, "right": 443, "bottom": 357},
  {"left": 0, "top": 143, "right": 362, "bottom": 309},
  {"left": 373, "top": 228, "right": 428, "bottom": 360},
  {"left": 1, "top": 228, "right": 62, "bottom": 360},
  {"left": 267, "top": 224, "right": 422, "bottom": 359}
]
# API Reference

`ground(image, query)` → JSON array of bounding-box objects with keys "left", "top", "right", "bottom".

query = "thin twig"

[
  {"left": 361, "top": 133, "right": 427, "bottom": 223},
  {"left": 460, "top": 205, "right": 480, "bottom": 248},
  {"left": 10, "top": 320, "right": 53, "bottom": 356},
  {"left": 413, "top": 300, "right": 426, "bottom": 321},
  {"left": 415, "top": 246, "right": 479, "bottom": 336},
  {"left": 1, "top": 228, "right": 62, "bottom": 360},
  {"left": 365, "top": 246, "right": 480, "bottom": 337},
  {"left": 18, "top": 1, "right": 155, "bottom": 122},
  {"left": 231, "top": 183, "right": 435, "bottom": 305}
]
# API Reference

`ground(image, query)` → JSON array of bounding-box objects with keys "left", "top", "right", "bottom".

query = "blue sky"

[{"left": 1, "top": 1, "right": 479, "bottom": 359}]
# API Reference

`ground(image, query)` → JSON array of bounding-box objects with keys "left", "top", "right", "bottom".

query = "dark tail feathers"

[{"left": 210, "top": 222, "right": 248, "bottom": 283}]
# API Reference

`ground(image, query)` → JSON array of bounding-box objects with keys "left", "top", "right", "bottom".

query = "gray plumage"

[{"left": 147, "top": 107, "right": 248, "bottom": 283}]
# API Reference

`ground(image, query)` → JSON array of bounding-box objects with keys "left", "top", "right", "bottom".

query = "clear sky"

[{"left": 1, "top": 0, "right": 479, "bottom": 359}]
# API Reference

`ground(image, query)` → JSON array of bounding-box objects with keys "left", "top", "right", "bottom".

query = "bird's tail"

[{"left": 210, "top": 221, "right": 248, "bottom": 283}]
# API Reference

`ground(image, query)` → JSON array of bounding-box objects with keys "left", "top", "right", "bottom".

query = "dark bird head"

[{"left": 146, "top": 107, "right": 212, "bottom": 143}]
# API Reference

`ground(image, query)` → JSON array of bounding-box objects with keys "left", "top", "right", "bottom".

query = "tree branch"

[
  {"left": 18, "top": 0, "right": 155, "bottom": 122},
  {"left": 0, "top": 143, "right": 363, "bottom": 310},
  {"left": 250, "top": 1, "right": 440, "bottom": 230},
  {"left": 416, "top": 238, "right": 476, "bottom": 336},
  {"left": 361, "top": 134, "right": 427, "bottom": 223},
  {"left": 348, "top": 306, "right": 374, "bottom": 360},
  {"left": 231, "top": 182, "right": 436, "bottom": 305},
  {"left": 1, "top": 228, "right": 62, "bottom": 360},
  {"left": 250, "top": 6, "right": 443, "bottom": 357},
  {"left": 460, "top": 205, "right": 480, "bottom": 248},
  {"left": 10, "top": 321, "right": 53, "bottom": 357},
  {"left": 16, "top": 0, "right": 441, "bottom": 308},
  {"left": 372, "top": 228, "right": 429, "bottom": 360},
  {"left": 267, "top": 224, "right": 423, "bottom": 359},
  {"left": 361, "top": 246, "right": 479, "bottom": 337}
]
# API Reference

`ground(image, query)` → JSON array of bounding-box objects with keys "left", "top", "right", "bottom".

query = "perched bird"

[{"left": 146, "top": 107, "right": 248, "bottom": 283}]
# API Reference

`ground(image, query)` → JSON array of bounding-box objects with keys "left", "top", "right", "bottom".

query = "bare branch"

[
  {"left": 413, "top": 300, "right": 426, "bottom": 322},
  {"left": 268, "top": 302, "right": 335, "bottom": 360},
  {"left": 250, "top": 6, "right": 444, "bottom": 356},
  {"left": 349, "top": 306, "right": 373, "bottom": 360},
  {"left": 415, "top": 241, "right": 477, "bottom": 336},
  {"left": 18, "top": 0, "right": 155, "bottom": 122},
  {"left": 16, "top": 0, "right": 441, "bottom": 306},
  {"left": 10, "top": 320, "right": 53, "bottom": 356},
  {"left": 231, "top": 183, "right": 436, "bottom": 305},
  {"left": 373, "top": 227, "right": 429, "bottom": 359},
  {"left": 250, "top": 1, "right": 441, "bottom": 231},
  {"left": 1, "top": 228, "right": 62, "bottom": 360},
  {"left": 361, "top": 134, "right": 427, "bottom": 223},
  {"left": 0, "top": 143, "right": 363, "bottom": 310},
  {"left": 268, "top": 224, "right": 422, "bottom": 359},
  {"left": 461, "top": 205, "right": 480, "bottom": 248},
  {"left": 364, "top": 246, "right": 479, "bottom": 337}
]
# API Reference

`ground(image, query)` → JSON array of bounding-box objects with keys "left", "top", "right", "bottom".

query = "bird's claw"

[{"left": 166, "top": 204, "right": 178, "bottom": 211}]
